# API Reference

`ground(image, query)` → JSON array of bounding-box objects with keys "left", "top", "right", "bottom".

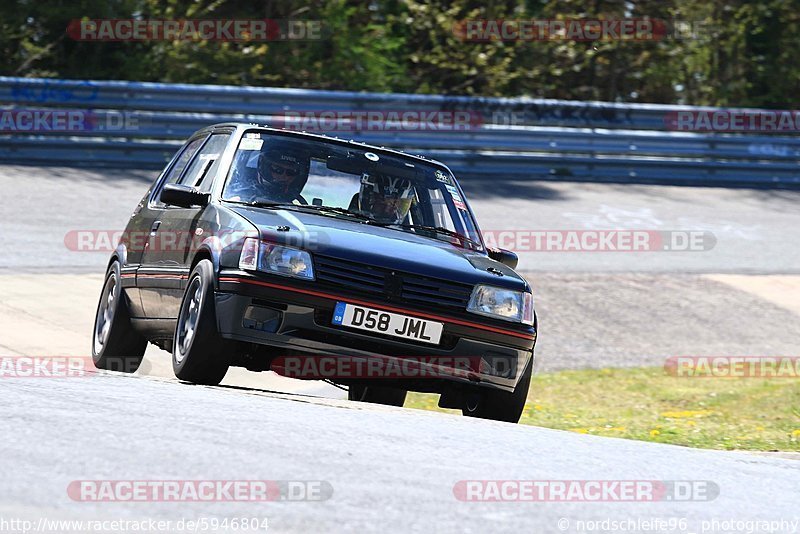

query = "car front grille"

[
  {"left": 314, "top": 255, "right": 473, "bottom": 310},
  {"left": 314, "top": 256, "right": 386, "bottom": 293}
]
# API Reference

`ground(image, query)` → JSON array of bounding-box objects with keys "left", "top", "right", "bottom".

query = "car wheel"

[
  {"left": 348, "top": 384, "right": 407, "bottom": 407},
  {"left": 172, "top": 259, "right": 231, "bottom": 385},
  {"left": 92, "top": 261, "right": 147, "bottom": 372},
  {"left": 462, "top": 356, "right": 533, "bottom": 423}
]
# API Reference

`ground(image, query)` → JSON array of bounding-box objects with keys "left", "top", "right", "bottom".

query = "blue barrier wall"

[{"left": 1, "top": 76, "right": 798, "bottom": 186}]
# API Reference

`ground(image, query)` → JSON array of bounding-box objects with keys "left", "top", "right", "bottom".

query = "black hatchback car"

[{"left": 93, "top": 123, "right": 537, "bottom": 423}]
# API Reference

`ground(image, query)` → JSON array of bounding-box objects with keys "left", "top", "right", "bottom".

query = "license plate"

[{"left": 332, "top": 302, "right": 443, "bottom": 345}]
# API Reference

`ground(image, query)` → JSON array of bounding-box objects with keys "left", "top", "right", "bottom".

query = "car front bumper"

[{"left": 215, "top": 271, "right": 537, "bottom": 393}]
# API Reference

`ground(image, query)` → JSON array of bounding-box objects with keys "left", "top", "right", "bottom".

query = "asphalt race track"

[
  {"left": 2, "top": 371, "right": 799, "bottom": 532},
  {"left": 2, "top": 164, "right": 799, "bottom": 532}
]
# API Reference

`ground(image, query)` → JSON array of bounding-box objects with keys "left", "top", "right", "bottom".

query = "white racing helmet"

[{"left": 357, "top": 172, "right": 416, "bottom": 224}]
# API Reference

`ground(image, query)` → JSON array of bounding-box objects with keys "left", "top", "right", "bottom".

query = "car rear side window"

[{"left": 179, "top": 133, "right": 230, "bottom": 193}]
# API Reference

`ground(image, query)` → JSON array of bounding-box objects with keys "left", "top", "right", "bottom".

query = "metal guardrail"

[
  {"left": 0, "top": 77, "right": 674, "bottom": 128},
  {"left": 0, "top": 76, "right": 798, "bottom": 186}
]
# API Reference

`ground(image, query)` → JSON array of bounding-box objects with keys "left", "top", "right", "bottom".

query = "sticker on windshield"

[
  {"left": 446, "top": 184, "right": 466, "bottom": 210},
  {"left": 446, "top": 184, "right": 462, "bottom": 201},
  {"left": 435, "top": 170, "right": 451, "bottom": 184},
  {"left": 240, "top": 138, "right": 264, "bottom": 151},
  {"left": 244, "top": 132, "right": 262, "bottom": 139}
]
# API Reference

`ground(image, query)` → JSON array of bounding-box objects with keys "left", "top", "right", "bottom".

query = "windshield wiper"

[
  {"left": 384, "top": 223, "right": 482, "bottom": 249},
  {"left": 294, "top": 205, "right": 377, "bottom": 223},
  {"left": 227, "top": 200, "right": 298, "bottom": 209},
  {"left": 231, "top": 201, "right": 378, "bottom": 223}
]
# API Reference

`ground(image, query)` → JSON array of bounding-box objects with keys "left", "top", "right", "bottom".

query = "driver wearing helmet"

[
  {"left": 352, "top": 172, "right": 416, "bottom": 224},
  {"left": 228, "top": 146, "right": 310, "bottom": 204}
]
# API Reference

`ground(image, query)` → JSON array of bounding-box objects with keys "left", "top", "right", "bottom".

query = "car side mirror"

[
  {"left": 488, "top": 248, "right": 519, "bottom": 270},
  {"left": 161, "top": 183, "right": 209, "bottom": 208}
]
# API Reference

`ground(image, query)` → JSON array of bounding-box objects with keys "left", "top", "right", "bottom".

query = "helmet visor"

[
  {"left": 360, "top": 173, "right": 416, "bottom": 223},
  {"left": 258, "top": 155, "right": 302, "bottom": 184},
  {"left": 371, "top": 195, "right": 413, "bottom": 222}
]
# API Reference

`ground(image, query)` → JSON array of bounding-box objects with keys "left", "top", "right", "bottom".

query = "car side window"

[
  {"left": 180, "top": 133, "right": 230, "bottom": 193},
  {"left": 152, "top": 136, "right": 207, "bottom": 206}
]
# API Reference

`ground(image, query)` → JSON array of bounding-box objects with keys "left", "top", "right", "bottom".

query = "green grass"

[{"left": 406, "top": 367, "right": 800, "bottom": 451}]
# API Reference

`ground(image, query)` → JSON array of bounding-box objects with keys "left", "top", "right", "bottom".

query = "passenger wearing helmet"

[
  {"left": 352, "top": 172, "right": 416, "bottom": 224},
  {"left": 227, "top": 145, "right": 310, "bottom": 204}
]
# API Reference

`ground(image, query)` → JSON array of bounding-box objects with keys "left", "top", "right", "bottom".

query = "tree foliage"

[{"left": 0, "top": 0, "right": 798, "bottom": 107}]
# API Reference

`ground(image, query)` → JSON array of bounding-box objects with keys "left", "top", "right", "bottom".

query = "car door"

[
  {"left": 139, "top": 132, "right": 231, "bottom": 319},
  {"left": 121, "top": 135, "right": 207, "bottom": 318},
  {"left": 136, "top": 133, "right": 208, "bottom": 319}
]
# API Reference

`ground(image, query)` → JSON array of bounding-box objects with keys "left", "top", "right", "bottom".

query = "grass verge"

[{"left": 405, "top": 366, "right": 800, "bottom": 451}]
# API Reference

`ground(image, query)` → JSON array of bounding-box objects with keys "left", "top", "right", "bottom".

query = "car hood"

[{"left": 228, "top": 206, "right": 528, "bottom": 289}]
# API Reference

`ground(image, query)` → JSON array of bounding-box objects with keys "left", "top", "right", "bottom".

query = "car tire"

[
  {"left": 172, "top": 259, "right": 231, "bottom": 385},
  {"left": 348, "top": 384, "right": 407, "bottom": 407},
  {"left": 462, "top": 356, "right": 533, "bottom": 423},
  {"left": 92, "top": 261, "right": 147, "bottom": 372}
]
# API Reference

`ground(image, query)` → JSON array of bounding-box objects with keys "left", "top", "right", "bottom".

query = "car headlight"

[
  {"left": 467, "top": 285, "right": 534, "bottom": 325},
  {"left": 239, "top": 238, "right": 315, "bottom": 280}
]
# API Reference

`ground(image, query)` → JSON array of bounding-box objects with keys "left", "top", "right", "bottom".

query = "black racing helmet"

[{"left": 256, "top": 143, "right": 311, "bottom": 196}]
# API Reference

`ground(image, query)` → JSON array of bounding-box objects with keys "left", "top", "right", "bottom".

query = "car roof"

[{"left": 198, "top": 122, "right": 452, "bottom": 173}]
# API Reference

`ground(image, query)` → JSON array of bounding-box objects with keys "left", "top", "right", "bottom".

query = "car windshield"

[{"left": 222, "top": 131, "right": 483, "bottom": 250}]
